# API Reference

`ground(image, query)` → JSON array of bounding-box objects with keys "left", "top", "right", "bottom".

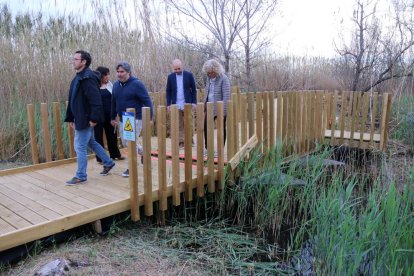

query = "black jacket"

[{"left": 64, "top": 67, "right": 104, "bottom": 130}]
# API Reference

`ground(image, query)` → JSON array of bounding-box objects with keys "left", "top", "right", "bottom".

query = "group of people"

[{"left": 64, "top": 50, "right": 230, "bottom": 185}]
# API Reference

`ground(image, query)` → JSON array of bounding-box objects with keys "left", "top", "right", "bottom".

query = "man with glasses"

[{"left": 64, "top": 50, "right": 115, "bottom": 185}]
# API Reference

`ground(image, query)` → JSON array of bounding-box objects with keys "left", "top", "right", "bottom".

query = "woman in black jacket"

[{"left": 94, "top": 66, "right": 124, "bottom": 162}]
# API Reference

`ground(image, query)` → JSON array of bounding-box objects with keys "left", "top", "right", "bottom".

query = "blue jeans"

[{"left": 74, "top": 127, "right": 114, "bottom": 180}]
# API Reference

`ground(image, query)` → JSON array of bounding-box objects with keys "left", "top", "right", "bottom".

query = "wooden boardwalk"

[
  {"left": 0, "top": 148, "right": 213, "bottom": 252},
  {"left": 0, "top": 89, "right": 392, "bottom": 253}
]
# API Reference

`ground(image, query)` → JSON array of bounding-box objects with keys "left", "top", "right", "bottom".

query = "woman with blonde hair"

[{"left": 202, "top": 59, "right": 230, "bottom": 150}]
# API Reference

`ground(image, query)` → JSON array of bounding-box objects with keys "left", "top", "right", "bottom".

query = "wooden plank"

[
  {"left": 380, "top": 93, "right": 392, "bottom": 150},
  {"left": 126, "top": 108, "right": 139, "bottom": 222},
  {"left": 157, "top": 106, "right": 167, "bottom": 212},
  {"left": 19, "top": 172, "right": 105, "bottom": 207},
  {"left": 269, "top": 91, "right": 275, "bottom": 149},
  {"left": 206, "top": 102, "right": 215, "bottom": 193},
  {"left": 196, "top": 103, "right": 205, "bottom": 197},
  {"left": 339, "top": 91, "right": 348, "bottom": 144},
  {"left": 231, "top": 93, "right": 239, "bottom": 154},
  {"left": 359, "top": 93, "right": 370, "bottom": 147},
  {"left": 0, "top": 204, "right": 32, "bottom": 229},
  {"left": 300, "top": 93, "right": 306, "bottom": 153},
  {"left": 41, "top": 103, "right": 52, "bottom": 162},
  {"left": 27, "top": 104, "right": 39, "bottom": 164},
  {"left": 217, "top": 101, "right": 224, "bottom": 190},
  {"left": 276, "top": 92, "right": 283, "bottom": 142},
  {"left": 0, "top": 217, "right": 16, "bottom": 235},
  {"left": 170, "top": 105, "right": 180, "bottom": 206},
  {"left": 1, "top": 176, "right": 79, "bottom": 215},
  {"left": 53, "top": 102, "right": 65, "bottom": 160},
  {"left": 256, "top": 92, "right": 263, "bottom": 152},
  {"left": 0, "top": 186, "right": 60, "bottom": 220},
  {"left": 306, "top": 93, "right": 312, "bottom": 152},
  {"left": 248, "top": 93, "right": 254, "bottom": 138},
  {"left": 0, "top": 198, "right": 130, "bottom": 252},
  {"left": 330, "top": 91, "right": 338, "bottom": 146},
  {"left": 0, "top": 192, "right": 46, "bottom": 225},
  {"left": 316, "top": 92, "right": 323, "bottom": 144},
  {"left": 184, "top": 104, "right": 194, "bottom": 199},
  {"left": 228, "top": 135, "right": 258, "bottom": 171},
  {"left": 227, "top": 100, "right": 234, "bottom": 160},
  {"left": 240, "top": 95, "right": 247, "bottom": 146},
  {"left": 350, "top": 92, "right": 361, "bottom": 147},
  {"left": 282, "top": 92, "right": 288, "bottom": 148},
  {"left": 263, "top": 91, "right": 269, "bottom": 150},
  {"left": 142, "top": 107, "right": 153, "bottom": 216},
  {"left": 295, "top": 92, "right": 301, "bottom": 152},
  {"left": 65, "top": 101, "right": 76, "bottom": 158},
  {"left": 370, "top": 92, "right": 379, "bottom": 144}
]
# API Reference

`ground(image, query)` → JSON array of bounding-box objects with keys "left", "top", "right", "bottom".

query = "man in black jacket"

[{"left": 64, "top": 50, "right": 115, "bottom": 185}]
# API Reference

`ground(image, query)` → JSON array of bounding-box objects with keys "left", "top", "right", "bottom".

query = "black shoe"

[
  {"left": 113, "top": 156, "right": 125, "bottom": 161},
  {"left": 141, "top": 155, "right": 144, "bottom": 164},
  {"left": 100, "top": 162, "right": 115, "bottom": 176},
  {"left": 122, "top": 169, "right": 129, "bottom": 177}
]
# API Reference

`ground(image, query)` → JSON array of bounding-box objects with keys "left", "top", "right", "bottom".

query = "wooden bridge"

[{"left": 0, "top": 89, "right": 392, "bottom": 253}]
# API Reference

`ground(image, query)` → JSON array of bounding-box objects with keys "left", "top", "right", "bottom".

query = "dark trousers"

[
  {"left": 204, "top": 114, "right": 226, "bottom": 149},
  {"left": 94, "top": 119, "right": 121, "bottom": 161}
]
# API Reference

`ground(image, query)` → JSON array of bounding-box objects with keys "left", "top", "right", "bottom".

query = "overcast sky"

[{"left": 1, "top": 0, "right": 391, "bottom": 57}]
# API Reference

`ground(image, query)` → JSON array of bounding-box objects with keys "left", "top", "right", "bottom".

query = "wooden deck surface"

[{"left": 0, "top": 138, "right": 216, "bottom": 252}]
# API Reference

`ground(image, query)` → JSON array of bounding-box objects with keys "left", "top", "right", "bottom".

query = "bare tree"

[
  {"left": 233, "top": 0, "right": 278, "bottom": 90},
  {"left": 336, "top": 0, "right": 414, "bottom": 93},
  {"left": 165, "top": 0, "right": 246, "bottom": 74}
]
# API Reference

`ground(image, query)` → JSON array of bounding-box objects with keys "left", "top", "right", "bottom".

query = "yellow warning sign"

[{"left": 124, "top": 118, "right": 133, "bottom": 132}]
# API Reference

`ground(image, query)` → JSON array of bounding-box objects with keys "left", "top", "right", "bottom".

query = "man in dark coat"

[
  {"left": 64, "top": 50, "right": 115, "bottom": 185},
  {"left": 166, "top": 59, "right": 197, "bottom": 147}
]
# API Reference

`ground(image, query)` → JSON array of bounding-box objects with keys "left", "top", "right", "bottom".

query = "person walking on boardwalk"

[
  {"left": 202, "top": 59, "right": 230, "bottom": 151},
  {"left": 111, "top": 61, "right": 153, "bottom": 177},
  {"left": 64, "top": 50, "right": 116, "bottom": 185},
  {"left": 94, "top": 66, "right": 124, "bottom": 163},
  {"left": 166, "top": 59, "right": 197, "bottom": 147}
]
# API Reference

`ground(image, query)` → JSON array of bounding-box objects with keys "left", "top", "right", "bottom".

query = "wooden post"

[
  {"left": 217, "top": 101, "right": 224, "bottom": 190},
  {"left": 282, "top": 92, "right": 288, "bottom": 152},
  {"left": 52, "top": 102, "right": 64, "bottom": 160},
  {"left": 256, "top": 92, "right": 263, "bottom": 152},
  {"left": 170, "top": 105, "right": 180, "bottom": 206},
  {"left": 339, "top": 91, "right": 347, "bottom": 145},
  {"left": 27, "top": 104, "right": 39, "bottom": 164},
  {"left": 157, "top": 106, "right": 167, "bottom": 213},
  {"left": 206, "top": 102, "right": 215, "bottom": 193},
  {"left": 276, "top": 92, "right": 283, "bottom": 142},
  {"left": 184, "top": 104, "right": 193, "bottom": 200},
  {"left": 227, "top": 100, "right": 234, "bottom": 160},
  {"left": 248, "top": 93, "right": 254, "bottom": 138},
  {"left": 41, "top": 103, "right": 52, "bottom": 162},
  {"left": 330, "top": 92, "right": 338, "bottom": 146},
  {"left": 240, "top": 95, "right": 247, "bottom": 146},
  {"left": 269, "top": 91, "right": 275, "bottom": 149},
  {"left": 263, "top": 91, "right": 269, "bottom": 150},
  {"left": 370, "top": 92, "right": 379, "bottom": 145},
  {"left": 142, "top": 107, "right": 153, "bottom": 216},
  {"left": 231, "top": 93, "right": 239, "bottom": 154},
  {"left": 359, "top": 93, "right": 370, "bottom": 147},
  {"left": 380, "top": 93, "right": 392, "bottom": 150},
  {"left": 65, "top": 101, "right": 75, "bottom": 158},
  {"left": 196, "top": 103, "right": 205, "bottom": 197},
  {"left": 127, "top": 108, "right": 139, "bottom": 222}
]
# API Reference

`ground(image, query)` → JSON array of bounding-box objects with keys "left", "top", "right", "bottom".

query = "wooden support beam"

[
  {"left": 206, "top": 102, "right": 215, "bottom": 193},
  {"left": 217, "top": 101, "right": 224, "bottom": 190},
  {"left": 228, "top": 135, "right": 258, "bottom": 171},
  {"left": 52, "top": 102, "right": 64, "bottom": 160},
  {"left": 27, "top": 104, "right": 39, "bottom": 164},
  {"left": 157, "top": 106, "right": 167, "bottom": 212},
  {"left": 41, "top": 103, "right": 52, "bottom": 162},
  {"left": 196, "top": 103, "right": 205, "bottom": 197},
  {"left": 170, "top": 105, "right": 180, "bottom": 206},
  {"left": 127, "top": 108, "right": 139, "bottom": 222},
  {"left": 142, "top": 107, "right": 153, "bottom": 216},
  {"left": 184, "top": 104, "right": 194, "bottom": 199}
]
